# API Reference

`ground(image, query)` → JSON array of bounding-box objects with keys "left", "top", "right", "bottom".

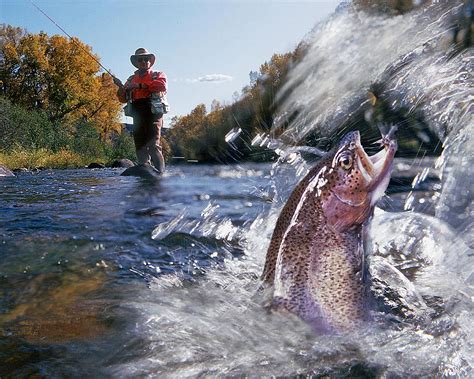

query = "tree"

[
  {"left": 232, "top": 91, "right": 240, "bottom": 103},
  {"left": 210, "top": 99, "right": 222, "bottom": 112},
  {"left": 0, "top": 25, "right": 121, "bottom": 138},
  {"left": 0, "top": 24, "right": 26, "bottom": 95},
  {"left": 0, "top": 24, "right": 25, "bottom": 46},
  {"left": 166, "top": 50, "right": 304, "bottom": 162},
  {"left": 249, "top": 70, "right": 259, "bottom": 86},
  {"left": 352, "top": 0, "right": 429, "bottom": 14}
]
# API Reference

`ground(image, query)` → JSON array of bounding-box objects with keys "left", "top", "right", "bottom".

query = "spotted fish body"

[{"left": 262, "top": 131, "right": 397, "bottom": 332}]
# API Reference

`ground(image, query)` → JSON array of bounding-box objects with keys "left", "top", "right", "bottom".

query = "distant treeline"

[
  {"left": 167, "top": 51, "right": 302, "bottom": 163},
  {"left": 167, "top": 0, "right": 472, "bottom": 163},
  {"left": 167, "top": 45, "right": 442, "bottom": 163}
]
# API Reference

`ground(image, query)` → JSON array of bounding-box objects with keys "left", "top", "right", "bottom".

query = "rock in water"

[
  {"left": 0, "top": 165, "right": 15, "bottom": 177},
  {"left": 120, "top": 163, "right": 162, "bottom": 180},
  {"left": 87, "top": 162, "right": 106, "bottom": 169},
  {"left": 111, "top": 159, "right": 134, "bottom": 168},
  {"left": 262, "top": 130, "right": 397, "bottom": 332}
]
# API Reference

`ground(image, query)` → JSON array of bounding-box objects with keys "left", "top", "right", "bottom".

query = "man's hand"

[
  {"left": 111, "top": 75, "right": 123, "bottom": 87},
  {"left": 127, "top": 83, "right": 148, "bottom": 89}
]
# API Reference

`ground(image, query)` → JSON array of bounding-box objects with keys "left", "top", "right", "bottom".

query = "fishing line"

[{"left": 28, "top": 0, "right": 114, "bottom": 76}]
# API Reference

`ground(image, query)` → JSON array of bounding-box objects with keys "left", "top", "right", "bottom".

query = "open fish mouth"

[{"left": 353, "top": 130, "right": 398, "bottom": 191}]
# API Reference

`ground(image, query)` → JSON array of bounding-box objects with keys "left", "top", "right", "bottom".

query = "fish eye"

[{"left": 339, "top": 155, "right": 353, "bottom": 170}]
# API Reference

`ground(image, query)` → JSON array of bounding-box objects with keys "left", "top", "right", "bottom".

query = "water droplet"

[{"left": 225, "top": 127, "right": 242, "bottom": 143}]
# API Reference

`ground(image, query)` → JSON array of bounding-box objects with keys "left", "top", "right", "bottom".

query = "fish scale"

[{"left": 309, "top": 226, "right": 366, "bottom": 330}]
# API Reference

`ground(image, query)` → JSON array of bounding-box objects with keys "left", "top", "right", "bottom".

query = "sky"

[{"left": 1, "top": 0, "right": 339, "bottom": 121}]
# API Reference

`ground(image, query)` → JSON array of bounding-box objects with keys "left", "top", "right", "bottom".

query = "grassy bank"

[
  {"left": 0, "top": 96, "right": 136, "bottom": 170},
  {"left": 0, "top": 148, "right": 104, "bottom": 170}
]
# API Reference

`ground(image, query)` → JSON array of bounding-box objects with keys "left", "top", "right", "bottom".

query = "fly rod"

[{"left": 29, "top": 0, "right": 114, "bottom": 77}]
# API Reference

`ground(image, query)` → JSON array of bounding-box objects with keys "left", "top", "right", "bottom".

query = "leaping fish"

[{"left": 261, "top": 130, "right": 397, "bottom": 332}]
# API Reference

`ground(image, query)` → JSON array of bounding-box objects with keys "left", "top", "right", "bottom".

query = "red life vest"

[{"left": 118, "top": 70, "right": 167, "bottom": 103}]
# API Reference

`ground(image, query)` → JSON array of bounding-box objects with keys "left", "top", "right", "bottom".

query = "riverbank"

[
  {"left": 0, "top": 96, "right": 136, "bottom": 171},
  {"left": 0, "top": 149, "right": 110, "bottom": 170}
]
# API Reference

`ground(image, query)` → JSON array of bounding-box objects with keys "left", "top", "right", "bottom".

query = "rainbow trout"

[{"left": 262, "top": 130, "right": 397, "bottom": 332}]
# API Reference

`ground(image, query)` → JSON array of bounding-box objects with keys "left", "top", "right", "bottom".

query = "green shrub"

[
  {"left": 71, "top": 121, "right": 106, "bottom": 159},
  {"left": 0, "top": 96, "right": 136, "bottom": 168},
  {"left": 107, "top": 131, "right": 136, "bottom": 162},
  {"left": 0, "top": 97, "right": 56, "bottom": 151}
]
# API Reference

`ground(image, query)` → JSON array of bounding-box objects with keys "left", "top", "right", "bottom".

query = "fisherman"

[{"left": 111, "top": 48, "right": 167, "bottom": 173}]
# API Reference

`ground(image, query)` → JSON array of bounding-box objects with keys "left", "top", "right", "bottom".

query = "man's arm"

[
  {"left": 110, "top": 75, "right": 128, "bottom": 103},
  {"left": 149, "top": 72, "right": 167, "bottom": 93},
  {"left": 112, "top": 75, "right": 136, "bottom": 103}
]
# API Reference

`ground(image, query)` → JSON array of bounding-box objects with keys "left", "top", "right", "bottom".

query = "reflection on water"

[
  {"left": 0, "top": 165, "right": 271, "bottom": 376},
  {"left": 1, "top": 272, "right": 109, "bottom": 344}
]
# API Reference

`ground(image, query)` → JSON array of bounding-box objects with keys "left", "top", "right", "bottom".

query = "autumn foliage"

[{"left": 1, "top": 24, "right": 122, "bottom": 137}]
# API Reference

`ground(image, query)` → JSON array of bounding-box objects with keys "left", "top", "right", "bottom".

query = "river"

[{"left": 0, "top": 157, "right": 471, "bottom": 377}]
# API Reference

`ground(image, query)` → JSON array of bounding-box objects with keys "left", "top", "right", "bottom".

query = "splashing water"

[
  {"left": 276, "top": 1, "right": 472, "bottom": 236},
  {"left": 108, "top": 2, "right": 474, "bottom": 377},
  {"left": 99, "top": 3, "right": 474, "bottom": 378}
]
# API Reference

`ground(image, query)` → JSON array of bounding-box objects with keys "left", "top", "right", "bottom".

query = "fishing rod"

[{"left": 29, "top": 0, "right": 115, "bottom": 77}]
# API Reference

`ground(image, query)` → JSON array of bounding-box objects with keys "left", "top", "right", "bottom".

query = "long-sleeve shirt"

[{"left": 117, "top": 69, "right": 167, "bottom": 103}]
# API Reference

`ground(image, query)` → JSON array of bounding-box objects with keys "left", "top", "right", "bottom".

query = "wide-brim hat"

[{"left": 130, "top": 48, "right": 156, "bottom": 68}]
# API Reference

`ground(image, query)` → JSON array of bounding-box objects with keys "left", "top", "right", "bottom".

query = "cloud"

[
  {"left": 173, "top": 74, "right": 233, "bottom": 84},
  {"left": 196, "top": 74, "right": 233, "bottom": 83}
]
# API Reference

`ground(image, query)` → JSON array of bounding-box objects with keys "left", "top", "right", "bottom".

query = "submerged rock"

[
  {"left": 0, "top": 165, "right": 15, "bottom": 177},
  {"left": 110, "top": 159, "right": 134, "bottom": 168},
  {"left": 87, "top": 162, "right": 106, "bottom": 169},
  {"left": 120, "top": 163, "right": 162, "bottom": 180},
  {"left": 12, "top": 168, "right": 29, "bottom": 173}
]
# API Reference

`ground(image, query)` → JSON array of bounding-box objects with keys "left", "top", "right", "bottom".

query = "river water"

[{"left": 0, "top": 158, "right": 471, "bottom": 377}]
